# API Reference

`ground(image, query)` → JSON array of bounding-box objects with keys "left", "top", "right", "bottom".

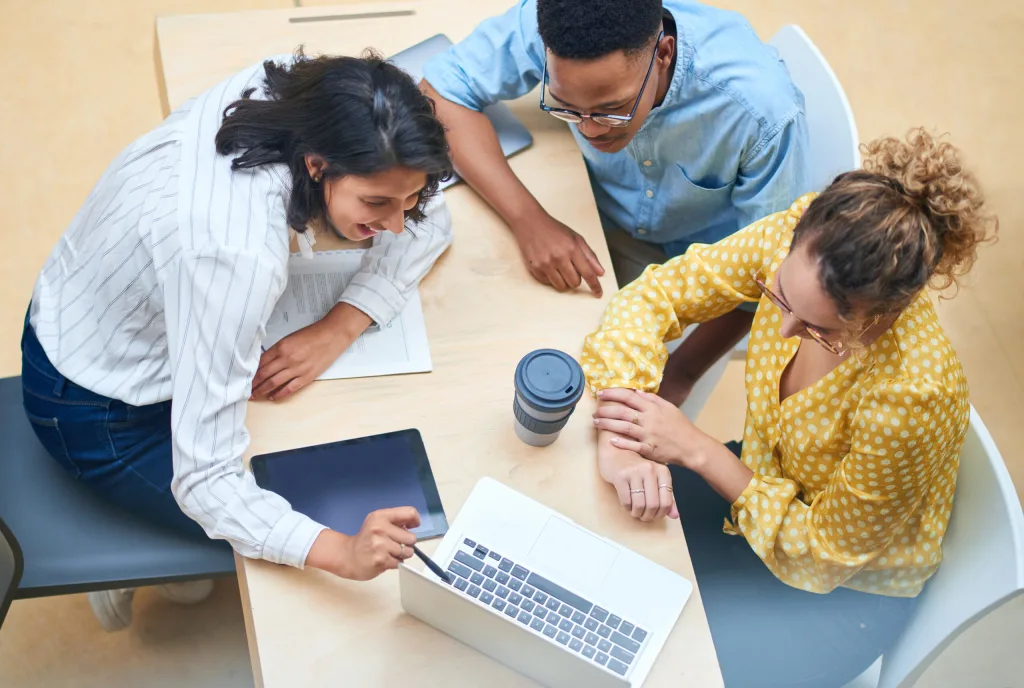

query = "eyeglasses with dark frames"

[{"left": 539, "top": 31, "right": 664, "bottom": 128}]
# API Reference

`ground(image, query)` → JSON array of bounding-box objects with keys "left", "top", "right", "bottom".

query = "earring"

[{"left": 312, "top": 175, "right": 321, "bottom": 183}]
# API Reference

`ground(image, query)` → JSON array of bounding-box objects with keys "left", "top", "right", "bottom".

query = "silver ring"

[
  {"left": 629, "top": 488, "right": 645, "bottom": 494},
  {"left": 659, "top": 484, "right": 673, "bottom": 492},
  {"left": 400, "top": 543, "right": 406, "bottom": 557}
]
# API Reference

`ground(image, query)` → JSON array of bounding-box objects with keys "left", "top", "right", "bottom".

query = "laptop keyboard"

[{"left": 444, "top": 538, "right": 649, "bottom": 677}]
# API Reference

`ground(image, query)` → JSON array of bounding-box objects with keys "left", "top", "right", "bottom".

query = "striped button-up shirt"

[{"left": 29, "top": 57, "right": 453, "bottom": 567}]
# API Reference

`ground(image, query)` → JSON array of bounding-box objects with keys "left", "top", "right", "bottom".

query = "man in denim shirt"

[{"left": 422, "top": 0, "right": 810, "bottom": 399}]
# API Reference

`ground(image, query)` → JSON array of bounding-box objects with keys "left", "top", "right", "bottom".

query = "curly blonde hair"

[{"left": 792, "top": 128, "right": 997, "bottom": 320}]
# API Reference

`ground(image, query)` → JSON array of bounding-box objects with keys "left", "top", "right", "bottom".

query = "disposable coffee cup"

[{"left": 513, "top": 349, "right": 586, "bottom": 447}]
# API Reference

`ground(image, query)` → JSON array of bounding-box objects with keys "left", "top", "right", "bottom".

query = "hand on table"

[
  {"left": 511, "top": 211, "right": 605, "bottom": 297},
  {"left": 306, "top": 507, "right": 421, "bottom": 581},
  {"left": 597, "top": 428, "right": 678, "bottom": 521},
  {"left": 252, "top": 303, "right": 372, "bottom": 402},
  {"left": 593, "top": 388, "right": 707, "bottom": 469}
]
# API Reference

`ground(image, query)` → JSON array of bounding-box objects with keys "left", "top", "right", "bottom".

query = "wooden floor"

[{"left": 1, "top": 1, "right": 1021, "bottom": 686}]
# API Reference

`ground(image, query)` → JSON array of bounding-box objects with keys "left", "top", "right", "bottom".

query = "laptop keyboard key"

[
  {"left": 518, "top": 610, "right": 532, "bottom": 625},
  {"left": 531, "top": 617, "right": 546, "bottom": 633},
  {"left": 480, "top": 592, "right": 494, "bottom": 605},
  {"left": 547, "top": 610, "right": 562, "bottom": 624},
  {"left": 499, "top": 558, "right": 514, "bottom": 572},
  {"left": 610, "top": 645, "right": 635, "bottom": 665},
  {"left": 509, "top": 578, "right": 522, "bottom": 592},
  {"left": 569, "top": 638, "right": 584, "bottom": 653},
  {"left": 607, "top": 615, "right": 622, "bottom": 629},
  {"left": 585, "top": 632, "right": 599, "bottom": 646},
  {"left": 511, "top": 565, "right": 530, "bottom": 580},
  {"left": 496, "top": 586, "right": 510, "bottom": 599},
  {"left": 571, "top": 610, "right": 586, "bottom": 625},
  {"left": 463, "top": 538, "right": 477, "bottom": 548},
  {"left": 533, "top": 591, "right": 548, "bottom": 605},
  {"left": 492, "top": 599, "right": 506, "bottom": 612},
  {"left": 582, "top": 645, "right": 596, "bottom": 659},
  {"left": 545, "top": 598, "right": 561, "bottom": 612},
  {"left": 620, "top": 621, "right": 635, "bottom": 636},
  {"left": 488, "top": 551, "right": 501, "bottom": 562},
  {"left": 504, "top": 605, "right": 517, "bottom": 619},
  {"left": 521, "top": 599, "right": 535, "bottom": 613},
  {"left": 483, "top": 565, "right": 498, "bottom": 578},
  {"left": 559, "top": 604, "right": 572, "bottom": 618},
  {"left": 597, "top": 624, "right": 612, "bottom": 639},
  {"left": 610, "top": 631, "right": 641, "bottom": 654},
  {"left": 522, "top": 585, "right": 536, "bottom": 598},
  {"left": 467, "top": 585, "right": 481, "bottom": 598},
  {"left": 473, "top": 546, "right": 488, "bottom": 559},
  {"left": 543, "top": 624, "right": 557, "bottom": 639},
  {"left": 590, "top": 606, "right": 610, "bottom": 623},
  {"left": 509, "top": 592, "right": 523, "bottom": 606},
  {"left": 533, "top": 605, "right": 546, "bottom": 617},
  {"left": 556, "top": 631, "right": 570, "bottom": 645},
  {"left": 454, "top": 578, "right": 469, "bottom": 592},
  {"left": 595, "top": 652, "right": 609, "bottom": 666},
  {"left": 571, "top": 625, "right": 586, "bottom": 639},
  {"left": 607, "top": 658, "right": 628, "bottom": 676},
  {"left": 470, "top": 572, "right": 484, "bottom": 586},
  {"left": 448, "top": 562, "right": 473, "bottom": 579},
  {"left": 584, "top": 617, "right": 599, "bottom": 632},
  {"left": 483, "top": 579, "right": 497, "bottom": 593},
  {"left": 496, "top": 571, "right": 510, "bottom": 585},
  {"left": 526, "top": 573, "right": 594, "bottom": 615},
  {"left": 558, "top": 618, "right": 573, "bottom": 633},
  {"left": 598, "top": 639, "right": 612, "bottom": 653},
  {"left": 632, "top": 627, "right": 648, "bottom": 643},
  {"left": 455, "top": 551, "right": 484, "bottom": 572}
]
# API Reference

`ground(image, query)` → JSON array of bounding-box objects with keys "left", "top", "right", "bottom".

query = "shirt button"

[
  {"left": 645, "top": 189, "right": 654, "bottom": 198},
  {"left": 637, "top": 228, "right": 648, "bottom": 235},
  {"left": 643, "top": 160, "right": 653, "bottom": 167}
]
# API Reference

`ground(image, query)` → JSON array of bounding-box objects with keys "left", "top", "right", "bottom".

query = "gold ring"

[
  {"left": 659, "top": 484, "right": 673, "bottom": 492},
  {"left": 633, "top": 412, "right": 640, "bottom": 425},
  {"left": 400, "top": 543, "right": 406, "bottom": 557}
]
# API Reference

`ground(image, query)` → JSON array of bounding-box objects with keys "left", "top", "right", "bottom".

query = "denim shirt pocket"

[{"left": 672, "top": 164, "right": 736, "bottom": 235}]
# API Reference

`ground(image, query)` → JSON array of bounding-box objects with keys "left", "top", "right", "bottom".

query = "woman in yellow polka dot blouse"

[{"left": 582, "top": 129, "right": 997, "bottom": 687}]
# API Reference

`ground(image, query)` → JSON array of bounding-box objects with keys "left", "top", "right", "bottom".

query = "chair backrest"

[
  {"left": 879, "top": 407, "right": 1024, "bottom": 688},
  {"left": 769, "top": 25, "right": 860, "bottom": 190},
  {"left": 0, "top": 517, "right": 24, "bottom": 629}
]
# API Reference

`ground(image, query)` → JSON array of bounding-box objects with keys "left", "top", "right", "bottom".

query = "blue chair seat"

[{"left": 0, "top": 376, "right": 235, "bottom": 598}]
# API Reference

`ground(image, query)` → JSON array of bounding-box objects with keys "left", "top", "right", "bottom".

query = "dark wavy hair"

[{"left": 215, "top": 49, "right": 452, "bottom": 230}]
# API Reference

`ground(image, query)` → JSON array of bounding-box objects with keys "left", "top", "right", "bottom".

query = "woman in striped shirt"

[{"left": 22, "top": 51, "right": 453, "bottom": 629}]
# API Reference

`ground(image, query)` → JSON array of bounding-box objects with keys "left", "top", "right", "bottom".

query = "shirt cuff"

[
  {"left": 339, "top": 273, "right": 406, "bottom": 328},
  {"left": 261, "top": 510, "right": 328, "bottom": 569},
  {"left": 724, "top": 476, "right": 762, "bottom": 535}
]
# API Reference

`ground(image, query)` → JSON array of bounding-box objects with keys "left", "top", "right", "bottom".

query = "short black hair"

[{"left": 537, "top": 0, "right": 663, "bottom": 60}]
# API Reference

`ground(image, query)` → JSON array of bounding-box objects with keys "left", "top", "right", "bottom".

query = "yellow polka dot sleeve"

[
  {"left": 581, "top": 208, "right": 794, "bottom": 393},
  {"left": 729, "top": 378, "right": 967, "bottom": 594}
]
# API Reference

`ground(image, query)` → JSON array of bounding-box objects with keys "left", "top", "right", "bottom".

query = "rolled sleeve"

[{"left": 422, "top": 0, "right": 545, "bottom": 111}]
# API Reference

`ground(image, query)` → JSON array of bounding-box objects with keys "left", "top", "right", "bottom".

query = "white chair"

[
  {"left": 682, "top": 24, "right": 861, "bottom": 421},
  {"left": 845, "top": 407, "right": 1024, "bottom": 687}
]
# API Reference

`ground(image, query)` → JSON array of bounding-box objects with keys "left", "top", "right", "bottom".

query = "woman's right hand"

[
  {"left": 306, "top": 507, "right": 420, "bottom": 581},
  {"left": 597, "top": 429, "right": 678, "bottom": 522}
]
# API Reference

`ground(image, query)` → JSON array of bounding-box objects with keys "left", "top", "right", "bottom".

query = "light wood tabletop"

[{"left": 155, "top": 3, "right": 721, "bottom": 686}]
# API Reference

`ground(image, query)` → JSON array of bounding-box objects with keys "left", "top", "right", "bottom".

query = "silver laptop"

[
  {"left": 399, "top": 478, "right": 693, "bottom": 687},
  {"left": 389, "top": 35, "right": 534, "bottom": 190}
]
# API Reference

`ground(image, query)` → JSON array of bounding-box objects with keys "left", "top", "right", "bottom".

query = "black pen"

[{"left": 412, "top": 544, "right": 452, "bottom": 584}]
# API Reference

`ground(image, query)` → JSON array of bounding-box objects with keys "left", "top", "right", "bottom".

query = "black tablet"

[{"left": 251, "top": 429, "right": 448, "bottom": 540}]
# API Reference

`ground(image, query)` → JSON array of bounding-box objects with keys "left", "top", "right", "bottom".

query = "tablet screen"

[{"left": 251, "top": 429, "right": 447, "bottom": 540}]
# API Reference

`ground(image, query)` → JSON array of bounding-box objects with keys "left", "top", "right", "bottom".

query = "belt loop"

[{"left": 52, "top": 373, "right": 67, "bottom": 398}]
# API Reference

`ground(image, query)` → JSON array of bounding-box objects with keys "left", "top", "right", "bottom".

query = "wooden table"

[{"left": 156, "top": 3, "right": 721, "bottom": 686}]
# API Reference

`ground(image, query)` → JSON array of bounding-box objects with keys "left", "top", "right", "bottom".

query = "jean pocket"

[{"left": 25, "top": 412, "right": 81, "bottom": 479}]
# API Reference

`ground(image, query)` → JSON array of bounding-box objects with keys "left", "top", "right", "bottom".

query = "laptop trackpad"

[{"left": 528, "top": 517, "right": 619, "bottom": 594}]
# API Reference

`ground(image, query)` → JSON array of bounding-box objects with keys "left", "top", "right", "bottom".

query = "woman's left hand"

[
  {"left": 252, "top": 303, "right": 371, "bottom": 402},
  {"left": 593, "top": 388, "right": 709, "bottom": 469}
]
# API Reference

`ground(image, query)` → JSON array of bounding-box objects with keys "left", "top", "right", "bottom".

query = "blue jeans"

[
  {"left": 20, "top": 316, "right": 214, "bottom": 543},
  {"left": 670, "top": 442, "right": 916, "bottom": 687}
]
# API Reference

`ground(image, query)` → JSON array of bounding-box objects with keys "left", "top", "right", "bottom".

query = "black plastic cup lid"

[{"left": 514, "top": 349, "right": 585, "bottom": 413}]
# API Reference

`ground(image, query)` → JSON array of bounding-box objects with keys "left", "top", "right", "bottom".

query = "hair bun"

[{"left": 861, "top": 128, "right": 997, "bottom": 288}]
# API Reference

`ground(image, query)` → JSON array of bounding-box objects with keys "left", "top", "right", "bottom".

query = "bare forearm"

[
  {"left": 687, "top": 438, "right": 754, "bottom": 503},
  {"left": 323, "top": 302, "right": 373, "bottom": 345},
  {"left": 421, "top": 80, "right": 543, "bottom": 228}
]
